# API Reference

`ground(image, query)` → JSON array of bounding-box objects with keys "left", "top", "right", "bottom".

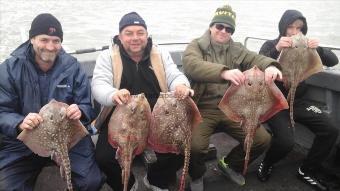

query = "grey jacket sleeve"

[
  {"left": 91, "top": 47, "right": 118, "bottom": 107},
  {"left": 159, "top": 47, "right": 191, "bottom": 91}
]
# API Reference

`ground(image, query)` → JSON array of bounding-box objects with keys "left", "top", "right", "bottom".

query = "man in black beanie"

[
  {"left": 0, "top": 13, "right": 105, "bottom": 191},
  {"left": 93, "top": 11, "right": 193, "bottom": 191}
]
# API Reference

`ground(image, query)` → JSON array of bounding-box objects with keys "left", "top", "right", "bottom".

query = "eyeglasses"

[{"left": 215, "top": 24, "right": 233, "bottom": 33}]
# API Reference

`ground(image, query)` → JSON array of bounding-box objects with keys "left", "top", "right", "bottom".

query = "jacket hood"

[
  {"left": 10, "top": 40, "right": 31, "bottom": 59},
  {"left": 278, "top": 10, "right": 307, "bottom": 37}
]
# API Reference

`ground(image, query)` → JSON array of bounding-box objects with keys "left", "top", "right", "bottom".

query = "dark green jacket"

[{"left": 182, "top": 30, "right": 281, "bottom": 105}]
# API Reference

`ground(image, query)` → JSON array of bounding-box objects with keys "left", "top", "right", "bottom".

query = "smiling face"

[
  {"left": 209, "top": 23, "right": 232, "bottom": 44},
  {"left": 119, "top": 25, "right": 148, "bottom": 58},
  {"left": 30, "top": 34, "right": 62, "bottom": 71}
]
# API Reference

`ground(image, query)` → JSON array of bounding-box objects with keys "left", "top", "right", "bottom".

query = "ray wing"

[
  {"left": 218, "top": 85, "right": 243, "bottom": 122},
  {"left": 17, "top": 129, "right": 51, "bottom": 157}
]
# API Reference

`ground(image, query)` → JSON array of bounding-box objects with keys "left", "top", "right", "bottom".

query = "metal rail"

[
  {"left": 68, "top": 42, "right": 189, "bottom": 55},
  {"left": 69, "top": 37, "right": 340, "bottom": 56},
  {"left": 68, "top": 36, "right": 340, "bottom": 55},
  {"left": 244, "top": 36, "right": 340, "bottom": 51}
]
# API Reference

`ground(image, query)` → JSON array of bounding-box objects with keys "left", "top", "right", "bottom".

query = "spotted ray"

[
  {"left": 17, "top": 99, "right": 89, "bottom": 191},
  {"left": 108, "top": 93, "right": 151, "bottom": 191},
  {"left": 278, "top": 33, "right": 323, "bottom": 127},
  {"left": 148, "top": 93, "right": 202, "bottom": 191},
  {"left": 218, "top": 66, "right": 288, "bottom": 175}
]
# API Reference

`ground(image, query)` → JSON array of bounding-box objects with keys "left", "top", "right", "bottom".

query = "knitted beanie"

[
  {"left": 119, "top": 12, "right": 147, "bottom": 32},
  {"left": 29, "top": 13, "right": 63, "bottom": 42},
  {"left": 210, "top": 5, "right": 236, "bottom": 34}
]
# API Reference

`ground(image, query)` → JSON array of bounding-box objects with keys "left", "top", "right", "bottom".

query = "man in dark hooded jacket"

[
  {"left": 0, "top": 13, "right": 105, "bottom": 190},
  {"left": 257, "top": 9, "right": 339, "bottom": 191}
]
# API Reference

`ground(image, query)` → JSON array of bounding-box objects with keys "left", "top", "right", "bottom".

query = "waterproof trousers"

[
  {"left": 0, "top": 137, "right": 105, "bottom": 191},
  {"left": 189, "top": 109, "right": 271, "bottom": 180},
  {"left": 263, "top": 100, "right": 339, "bottom": 169}
]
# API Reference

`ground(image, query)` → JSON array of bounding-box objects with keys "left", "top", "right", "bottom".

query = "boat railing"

[
  {"left": 68, "top": 42, "right": 189, "bottom": 55},
  {"left": 244, "top": 36, "right": 340, "bottom": 50},
  {"left": 243, "top": 36, "right": 269, "bottom": 49},
  {"left": 68, "top": 37, "right": 340, "bottom": 59}
]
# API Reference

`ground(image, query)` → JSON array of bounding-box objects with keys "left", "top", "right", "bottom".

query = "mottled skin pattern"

[
  {"left": 218, "top": 66, "right": 288, "bottom": 175},
  {"left": 149, "top": 93, "right": 202, "bottom": 191},
  {"left": 17, "top": 99, "right": 89, "bottom": 191},
  {"left": 108, "top": 93, "right": 151, "bottom": 191},
  {"left": 279, "top": 33, "right": 323, "bottom": 127}
]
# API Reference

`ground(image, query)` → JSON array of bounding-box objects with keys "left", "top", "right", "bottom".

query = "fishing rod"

[
  {"left": 68, "top": 46, "right": 109, "bottom": 55},
  {"left": 68, "top": 42, "right": 189, "bottom": 55}
]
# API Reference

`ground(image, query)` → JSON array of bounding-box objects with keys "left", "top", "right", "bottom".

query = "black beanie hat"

[
  {"left": 119, "top": 12, "right": 147, "bottom": 32},
  {"left": 29, "top": 13, "right": 63, "bottom": 42}
]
